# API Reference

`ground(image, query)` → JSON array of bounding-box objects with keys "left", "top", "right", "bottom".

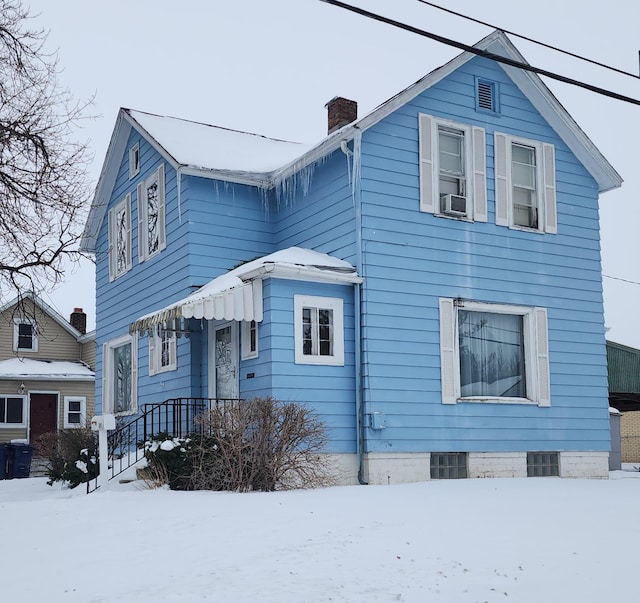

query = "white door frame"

[{"left": 207, "top": 321, "right": 239, "bottom": 399}]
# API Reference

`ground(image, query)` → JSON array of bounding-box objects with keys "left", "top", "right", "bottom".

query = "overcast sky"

[{"left": 24, "top": 0, "right": 640, "bottom": 346}]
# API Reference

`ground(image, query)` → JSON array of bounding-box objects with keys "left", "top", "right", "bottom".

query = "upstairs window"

[
  {"left": 108, "top": 194, "right": 132, "bottom": 281},
  {"left": 495, "top": 133, "right": 557, "bottom": 233},
  {"left": 13, "top": 318, "right": 37, "bottom": 352},
  {"left": 129, "top": 143, "right": 140, "bottom": 178},
  {"left": 137, "top": 164, "right": 166, "bottom": 262},
  {"left": 294, "top": 295, "right": 344, "bottom": 366},
  {"left": 439, "top": 299, "right": 550, "bottom": 406},
  {"left": 419, "top": 113, "right": 487, "bottom": 221},
  {"left": 149, "top": 329, "right": 177, "bottom": 375}
]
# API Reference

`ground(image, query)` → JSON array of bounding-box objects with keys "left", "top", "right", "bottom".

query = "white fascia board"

[{"left": 240, "top": 264, "right": 363, "bottom": 285}]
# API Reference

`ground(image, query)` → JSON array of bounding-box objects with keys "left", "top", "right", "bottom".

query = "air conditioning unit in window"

[{"left": 442, "top": 194, "right": 467, "bottom": 217}]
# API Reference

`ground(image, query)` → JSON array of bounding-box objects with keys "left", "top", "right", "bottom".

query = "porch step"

[{"left": 29, "top": 456, "right": 49, "bottom": 478}]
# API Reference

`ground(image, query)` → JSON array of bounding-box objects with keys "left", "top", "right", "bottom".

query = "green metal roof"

[{"left": 607, "top": 341, "right": 640, "bottom": 394}]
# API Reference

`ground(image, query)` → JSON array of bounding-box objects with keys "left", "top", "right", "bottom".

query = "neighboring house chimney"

[
  {"left": 326, "top": 97, "right": 357, "bottom": 134},
  {"left": 70, "top": 307, "right": 87, "bottom": 334}
]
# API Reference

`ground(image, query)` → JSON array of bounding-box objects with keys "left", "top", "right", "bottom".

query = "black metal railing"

[{"left": 86, "top": 398, "right": 239, "bottom": 493}]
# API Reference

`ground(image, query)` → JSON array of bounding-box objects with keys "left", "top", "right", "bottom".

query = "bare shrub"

[{"left": 143, "top": 398, "right": 332, "bottom": 492}]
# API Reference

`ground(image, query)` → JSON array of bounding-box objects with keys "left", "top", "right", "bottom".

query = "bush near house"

[
  {"left": 35, "top": 428, "right": 99, "bottom": 488},
  {"left": 141, "top": 397, "right": 331, "bottom": 492}
]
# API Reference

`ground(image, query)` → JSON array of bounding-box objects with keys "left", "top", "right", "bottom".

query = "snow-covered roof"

[
  {"left": 129, "top": 110, "right": 314, "bottom": 174},
  {"left": 81, "top": 30, "right": 622, "bottom": 254},
  {"left": 0, "top": 358, "right": 95, "bottom": 381},
  {"left": 130, "top": 247, "right": 362, "bottom": 332}
]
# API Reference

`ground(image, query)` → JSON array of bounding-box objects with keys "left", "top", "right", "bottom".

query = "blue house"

[{"left": 81, "top": 31, "right": 622, "bottom": 484}]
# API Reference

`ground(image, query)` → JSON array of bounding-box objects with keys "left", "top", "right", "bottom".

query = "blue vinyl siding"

[
  {"left": 273, "top": 151, "right": 357, "bottom": 265},
  {"left": 357, "top": 55, "right": 609, "bottom": 453}
]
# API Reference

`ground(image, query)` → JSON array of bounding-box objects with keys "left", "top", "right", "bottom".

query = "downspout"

[
  {"left": 177, "top": 167, "right": 183, "bottom": 224},
  {"left": 343, "top": 130, "right": 367, "bottom": 485}
]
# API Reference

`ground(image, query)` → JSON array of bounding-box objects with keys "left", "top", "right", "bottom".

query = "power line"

[
  {"left": 318, "top": 0, "right": 640, "bottom": 106},
  {"left": 604, "top": 274, "right": 640, "bottom": 287},
  {"left": 415, "top": 0, "right": 640, "bottom": 81}
]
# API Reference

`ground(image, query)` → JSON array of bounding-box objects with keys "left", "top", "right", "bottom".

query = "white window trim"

[
  {"left": 149, "top": 330, "right": 177, "bottom": 375},
  {"left": 294, "top": 295, "right": 344, "bottom": 366},
  {"left": 137, "top": 163, "right": 166, "bottom": 263},
  {"left": 108, "top": 194, "right": 132, "bottom": 281},
  {"left": 0, "top": 395, "right": 27, "bottom": 427},
  {"left": 241, "top": 320, "right": 259, "bottom": 360},
  {"left": 494, "top": 132, "right": 557, "bottom": 234},
  {"left": 102, "top": 333, "right": 138, "bottom": 416},
  {"left": 13, "top": 318, "right": 38, "bottom": 352},
  {"left": 418, "top": 113, "right": 487, "bottom": 222},
  {"left": 129, "top": 143, "right": 140, "bottom": 179},
  {"left": 63, "top": 396, "right": 87, "bottom": 428},
  {"left": 439, "top": 298, "right": 550, "bottom": 407}
]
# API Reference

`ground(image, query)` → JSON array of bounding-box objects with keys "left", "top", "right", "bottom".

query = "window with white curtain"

[{"left": 439, "top": 299, "right": 550, "bottom": 406}]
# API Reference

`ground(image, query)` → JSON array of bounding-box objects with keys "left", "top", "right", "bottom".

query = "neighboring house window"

[
  {"left": 494, "top": 133, "right": 557, "bottom": 233},
  {"left": 108, "top": 194, "right": 132, "bottom": 281},
  {"left": 13, "top": 318, "right": 38, "bottom": 352},
  {"left": 439, "top": 298, "right": 550, "bottom": 406},
  {"left": 137, "top": 164, "right": 166, "bottom": 262},
  {"left": 63, "top": 396, "right": 86, "bottom": 428},
  {"left": 149, "top": 329, "right": 177, "bottom": 375},
  {"left": 418, "top": 113, "right": 487, "bottom": 221},
  {"left": 129, "top": 143, "right": 140, "bottom": 178},
  {"left": 0, "top": 396, "right": 26, "bottom": 426},
  {"left": 102, "top": 334, "right": 138, "bottom": 415},
  {"left": 294, "top": 295, "right": 344, "bottom": 366},
  {"left": 241, "top": 320, "right": 258, "bottom": 360}
]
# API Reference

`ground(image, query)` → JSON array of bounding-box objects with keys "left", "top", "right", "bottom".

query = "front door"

[
  {"left": 209, "top": 323, "right": 238, "bottom": 399},
  {"left": 29, "top": 393, "right": 58, "bottom": 443}
]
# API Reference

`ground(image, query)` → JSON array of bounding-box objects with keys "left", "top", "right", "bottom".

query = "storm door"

[{"left": 208, "top": 322, "right": 238, "bottom": 399}]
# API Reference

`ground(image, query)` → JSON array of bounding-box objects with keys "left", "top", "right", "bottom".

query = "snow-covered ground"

[{"left": 2, "top": 468, "right": 639, "bottom": 602}]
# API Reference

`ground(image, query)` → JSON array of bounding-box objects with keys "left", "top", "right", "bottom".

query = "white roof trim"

[{"left": 129, "top": 247, "right": 361, "bottom": 333}]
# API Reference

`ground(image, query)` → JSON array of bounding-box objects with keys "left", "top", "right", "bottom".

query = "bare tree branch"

[{"left": 0, "top": 0, "right": 93, "bottom": 304}]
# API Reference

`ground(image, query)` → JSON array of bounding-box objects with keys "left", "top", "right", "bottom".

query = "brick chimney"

[
  {"left": 326, "top": 97, "right": 357, "bottom": 134},
  {"left": 70, "top": 307, "right": 87, "bottom": 335}
]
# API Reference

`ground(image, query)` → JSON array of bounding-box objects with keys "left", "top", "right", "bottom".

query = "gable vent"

[{"left": 477, "top": 81, "right": 494, "bottom": 111}]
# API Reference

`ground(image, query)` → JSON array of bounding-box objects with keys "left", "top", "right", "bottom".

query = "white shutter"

[
  {"left": 148, "top": 333, "right": 157, "bottom": 376},
  {"left": 131, "top": 334, "right": 138, "bottom": 411},
  {"left": 439, "top": 298, "right": 458, "bottom": 404},
  {"left": 102, "top": 342, "right": 110, "bottom": 413},
  {"left": 494, "top": 132, "right": 509, "bottom": 227},
  {"left": 108, "top": 208, "right": 115, "bottom": 282},
  {"left": 137, "top": 183, "right": 145, "bottom": 262},
  {"left": 472, "top": 126, "right": 487, "bottom": 222},
  {"left": 543, "top": 143, "right": 557, "bottom": 234},
  {"left": 157, "top": 164, "right": 166, "bottom": 251},
  {"left": 418, "top": 114, "right": 435, "bottom": 213},
  {"left": 125, "top": 194, "right": 133, "bottom": 271},
  {"left": 534, "top": 308, "right": 551, "bottom": 407}
]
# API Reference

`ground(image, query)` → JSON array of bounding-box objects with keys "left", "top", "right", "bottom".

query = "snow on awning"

[{"left": 129, "top": 247, "right": 362, "bottom": 334}]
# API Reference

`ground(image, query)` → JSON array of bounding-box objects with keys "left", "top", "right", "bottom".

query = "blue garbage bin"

[
  {"left": 8, "top": 443, "right": 34, "bottom": 478},
  {"left": 0, "top": 443, "right": 8, "bottom": 479}
]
